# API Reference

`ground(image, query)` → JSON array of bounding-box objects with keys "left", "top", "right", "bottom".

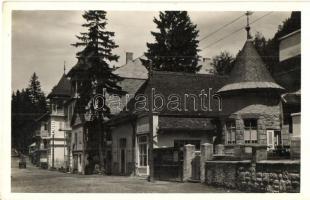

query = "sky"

[{"left": 12, "top": 11, "right": 291, "bottom": 94}]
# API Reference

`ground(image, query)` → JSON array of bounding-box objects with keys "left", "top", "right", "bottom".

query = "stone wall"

[
  {"left": 205, "top": 160, "right": 300, "bottom": 192},
  {"left": 221, "top": 92, "right": 282, "bottom": 149}
]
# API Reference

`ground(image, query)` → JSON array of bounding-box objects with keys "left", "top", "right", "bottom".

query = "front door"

[
  {"left": 267, "top": 130, "right": 275, "bottom": 150},
  {"left": 120, "top": 149, "right": 126, "bottom": 174},
  {"left": 119, "top": 138, "right": 126, "bottom": 175},
  {"left": 73, "top": 155, "right": 78, "bottom": 172}
]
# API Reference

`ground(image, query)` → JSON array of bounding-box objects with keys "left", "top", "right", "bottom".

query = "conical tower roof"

[
  {"left": 217, "top": 39, "right": 284, "bottom": 93},
  {"left": 48, "top": 73, "right": 71, "bottom": 98}
]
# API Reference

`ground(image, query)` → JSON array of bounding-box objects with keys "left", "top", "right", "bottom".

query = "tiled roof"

[
  {"left": 217, "top": 40, "right": 284, "bottom": 93},
  {"left": 48, "top": 74, "right": 71, "bottom": 98},
  {"left": 281, "top": 89, "right": 301, "bottom": 105},
  {"left": 126, "top": 71, "right": 227, "bottom": 117},
  {"left": 158, "top": 116, "right": 216, "bottom": 131},
  {"left": 67, "top": 52, "right": 93, "bottom": 80},
  {"left": 109, "top": 77, "right": 146, "bottom": 115},
  {"left": 114, "top": 56, "right": 148, "bottom": 79}
]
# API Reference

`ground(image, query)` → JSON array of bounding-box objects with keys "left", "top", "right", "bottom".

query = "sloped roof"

[
  {"left": 114, "top": 56, "right": 148, "bottom": 79},
  {"left": 281, "top": 89, "right": 301, "bottom": 105},
  {"left": 67, "top": 52, "right": 93, "bottom": 79},
  {"left": 158, "top": 116, "right": 216, "bottom": 131},
  {"left": 48, "top": 74, "right": 71, "bottom": 98},
  {"left": 125, "top": 71, "right": 227, "bottom": 117},
  {"left": 217, "top": 40, "right": 284, "bottom": 93},
  {"left": 109, "top": 77, "right": 146, "bottom": 115}
]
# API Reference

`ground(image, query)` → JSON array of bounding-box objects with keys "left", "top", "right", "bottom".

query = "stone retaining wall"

[{"left": 205, "top": 160, "right": 300, "bottom": 192}]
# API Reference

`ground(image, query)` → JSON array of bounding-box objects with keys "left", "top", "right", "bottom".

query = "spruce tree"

[
  {"left": 11, "top": 74, "right": 48, "bottom": 153},
  {"left": 141, "top": 11, "right": 201, "bottom": 73},
  {"left": 71, "top": 10, "right": 125, "bottom": 172},
  {"left": 28, "top": 72, "right": 47, "bottom": 114},
  {"left": 71, "top": 10, "right": 124, "bottom": 118}
]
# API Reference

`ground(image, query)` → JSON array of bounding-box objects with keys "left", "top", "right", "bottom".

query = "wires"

[
  {"left": 199, "top": 13, "right": 245, "bottom": 42},
  {"left": 201, "top": 12, "right": 273, "bottom": 50}
]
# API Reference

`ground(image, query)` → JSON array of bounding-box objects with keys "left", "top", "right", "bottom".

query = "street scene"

[
  {"left": 11, "top": 156, "right": 232, "bottom": 193},
  {"left": 11, "top": 10, "right": 300, "bottom": 193}
]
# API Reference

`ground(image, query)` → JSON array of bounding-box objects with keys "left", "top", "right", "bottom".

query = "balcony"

[
  {"left": 51, "top": 109, "right": 65, "bottom": 116},
  {"left": 35, "top": 130, "right": 50, "bottom": 139}
]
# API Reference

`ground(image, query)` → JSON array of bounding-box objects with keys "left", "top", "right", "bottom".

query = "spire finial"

[
  {"left": 63, "top": 61, "right": 66, "bottom": 75},
  {"left": 245, "top": 11, "right": 253, "bottom": 39}
]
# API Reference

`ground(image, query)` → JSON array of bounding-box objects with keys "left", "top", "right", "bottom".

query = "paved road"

[{"left": 11, "top": 157, "right": 236, "bottom": 193}]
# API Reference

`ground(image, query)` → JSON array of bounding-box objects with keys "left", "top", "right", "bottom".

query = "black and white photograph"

[{"left": 1, "top": 1, "right": 308, "bottom": 198}]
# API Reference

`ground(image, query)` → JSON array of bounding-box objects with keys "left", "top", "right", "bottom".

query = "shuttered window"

[
  {"left": 226, "top": 120, "right": 236, "bottom": 144},
  {"left": 138, "top": 135, "right": 148, "bottom": 167},
  {"left": 244, "top": 119, "right": 258, "bottom": 144}
]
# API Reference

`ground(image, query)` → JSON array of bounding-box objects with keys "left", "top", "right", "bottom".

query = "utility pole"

[
  {"left": 51, "top": 121, "right": 55, "bottom": 169},
  {"left": 148, "top": 61, "right": 154, "bottom": 182}
]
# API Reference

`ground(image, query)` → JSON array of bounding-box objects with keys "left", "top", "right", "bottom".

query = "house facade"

[
  {"left": 31, "top": 28, "right": 301, "bottom": 177},
  {"left": 106, "top": 32, "right": 300, "bottom": 176},
  {"left": 34, "top": 73, "right": 71, "bottom": 169}
]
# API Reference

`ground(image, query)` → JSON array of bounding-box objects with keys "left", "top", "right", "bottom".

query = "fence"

[
  {"left": 180, "top": 143, "right": 300, "bottom": 192},
  {"left": 153, "top": 147, "right": 183, "bottom": 182}
]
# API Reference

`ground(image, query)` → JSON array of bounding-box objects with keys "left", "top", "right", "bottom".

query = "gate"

[
  {"left": 191, "top": 151, "right": 201, "bottom": 181},
  {"left": 153, "top": 147, "right": 183, "bottom": 182}
]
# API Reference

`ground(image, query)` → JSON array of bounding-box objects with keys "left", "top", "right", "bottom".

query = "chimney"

[{"left": 126, "top": 52, "right": 133, "bottom": 64}]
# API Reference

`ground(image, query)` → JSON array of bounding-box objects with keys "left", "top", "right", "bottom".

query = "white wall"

[
  {"left": 279, "top": 30, "right": 301, "bottom": 62},
  {"left": 155, "top": 131, "right": 213, "bottom": 148},
  {"left": 71, "top": 126, "right": 84, "bottom": 151},
  {"left": 292, "top": 113, "right": 301, "bottom": 136},
  {"left": 111, "top": 122, "right": 133, "bottom": 174}
]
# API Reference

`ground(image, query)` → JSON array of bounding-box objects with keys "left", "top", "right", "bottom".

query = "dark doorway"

[
  {"left": 120, "top": 149, "right": 126, "bottom": 174},
  {"left": 119, "top": 138, "right": 127, "bottom": 175}
]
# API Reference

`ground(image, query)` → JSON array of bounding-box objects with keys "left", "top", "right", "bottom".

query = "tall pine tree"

[
  {"left": 141, "top": 11, "right": 201, "bottom": 73},
  {"left": 28, "top": 72, "right": 47, "bottom": 114},
  {"left": 11, "top": 73, "right": 48, "bottom": 153},
  {"left": 71, "top": 11, "right": 125, "bottom": 172},
  {"left": 71, "top": 10, "right": 124, "bottom": 118}
]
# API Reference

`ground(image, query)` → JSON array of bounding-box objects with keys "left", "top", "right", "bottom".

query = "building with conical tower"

[{"left": 216, "top": 14, "right": 286, "bottom": 159}]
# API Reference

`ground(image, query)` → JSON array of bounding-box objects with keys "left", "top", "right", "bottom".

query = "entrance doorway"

[{"left": 119, "top": 138, "right": 126, "bottom": 175}]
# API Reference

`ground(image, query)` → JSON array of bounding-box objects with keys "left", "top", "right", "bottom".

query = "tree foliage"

[
  {"left": 141, "top": 11, "right": 201, "bottom": 73},
  {"left": 253, "top": 11, "right": 301, "bottom": 73},
  {"left": 11, "top": 73, "right": 47, "bottom": 153},
  {"left": 211, "top": 11, "right": 300, "bottom": 75},
  {"left": 71, "top": 10, "right": 125, "bottom": 119},
  {"left": 210, "top": 51, "right": 235, "bottom": 75}
]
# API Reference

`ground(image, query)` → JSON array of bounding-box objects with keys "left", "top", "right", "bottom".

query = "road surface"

[{"left": 11, "top": 157, "right": 236, "bottom": 193}]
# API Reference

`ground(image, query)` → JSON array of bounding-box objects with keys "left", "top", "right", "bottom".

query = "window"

[
  {"left": 244, "top": 119, "right": 258, "bottom": 144},
  {"left": 52, "top": 104, "right": 57, "bottom": 112},
  {"left": 226, "top": 121, "right": 236, "bottom": 144},
  {"left": 44, "top": 123, "right": 48, "bottom": 130},
  {"left": 79, "top": 131, "right": 82, "bottom": 144},
  {"left": 74, "top": 132, "right": 78, "bottom": 150},
  {"left": 59, "top": 121, "right": 63, "bottom": 130},
  {"left": 119, "top": 138, "right": 127, "bottom": 148},
  {"left": 138, "top": 135, "right": 148, "bottom": 167},
  {"left": 174, "top": 140, "right": 201, "bottom": 150},
  {"left": 106, "top": 131, "right": 112, "bottom": 141}
]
